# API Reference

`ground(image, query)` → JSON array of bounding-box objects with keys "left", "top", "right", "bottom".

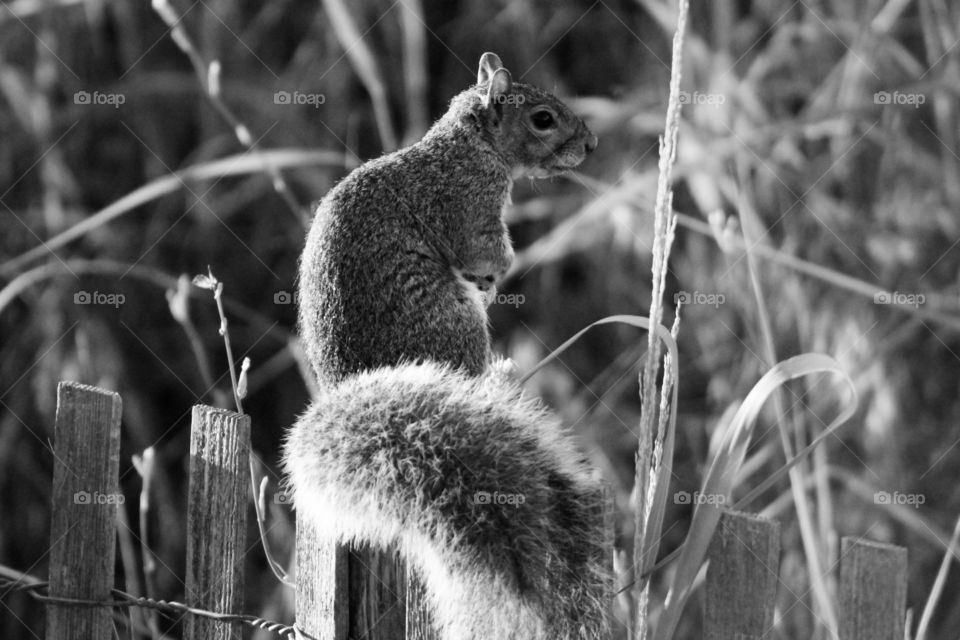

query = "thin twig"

[
  {"left": 167, "top": 274, "right": 219, "bottom": 403},
  {"left": 216, "top": 282, "right": 243, "bottom": 414},
  {"left": 132, "top": 448, "right": 160, "bottom": 640},
  {"left": 191, "top": 269, "right": 244, "bottom": 413},
  {"left": 151, "top": 0, "right": 307, "bottom": 225},
  {"left": 249, "top": 460, "right": 294, "bottom": 587},
  {"left": 0, "top": 258, "right": 295, "bottom": 346},
  {"left": 114, "top": 500, "right": 148, "bottom": 639},
  {"left": 191, "top": 270, "right": 292, "bottom": 582}
]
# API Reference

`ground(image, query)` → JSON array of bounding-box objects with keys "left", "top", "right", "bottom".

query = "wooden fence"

[{"left": 42, "top": 381, "right": 907, "bottom": 639}]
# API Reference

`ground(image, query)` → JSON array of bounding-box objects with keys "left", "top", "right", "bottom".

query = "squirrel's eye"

[{"left": 530, "top": 110, "right": 556, "bottom": 130}]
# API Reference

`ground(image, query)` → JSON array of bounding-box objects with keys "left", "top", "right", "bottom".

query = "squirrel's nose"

[{"left": 584, "top": 133, "right": 598, "bottom": 154}]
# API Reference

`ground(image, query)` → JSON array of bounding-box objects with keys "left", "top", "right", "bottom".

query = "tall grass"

[{"left": 1, "top": 0, "right": 959, "bottom": 637}]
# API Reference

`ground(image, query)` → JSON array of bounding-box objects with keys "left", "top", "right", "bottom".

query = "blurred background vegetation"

[{"left": 2, "top": 0, "right": 960, "bottom": 637}]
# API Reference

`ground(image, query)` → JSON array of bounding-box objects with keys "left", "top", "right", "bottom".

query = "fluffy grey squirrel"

[{"left": 284, "top": 53, "right": 611, "bottom": 639}]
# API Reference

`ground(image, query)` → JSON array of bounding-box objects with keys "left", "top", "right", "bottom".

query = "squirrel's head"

[{"left": 461, "top": 52, "right": 597, "bottom": 179}]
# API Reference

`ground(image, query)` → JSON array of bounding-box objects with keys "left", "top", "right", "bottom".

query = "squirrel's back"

[
  {"left": 298, "top": 134, "right": 505, "bottom": 385},
  {"left": 298, "top": 52, "right": 597, "bottom": 385}
]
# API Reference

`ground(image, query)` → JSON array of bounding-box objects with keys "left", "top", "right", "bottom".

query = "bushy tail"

[{"left": 283, "top": 361, "right": 611, "bottom": 639}]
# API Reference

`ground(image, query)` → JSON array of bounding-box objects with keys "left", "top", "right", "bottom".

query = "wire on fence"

[{"left": 0, "top": 577, "right": 311, "bottom": 639}]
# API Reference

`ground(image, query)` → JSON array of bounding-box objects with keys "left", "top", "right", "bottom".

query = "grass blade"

[
  {"left": 653, "top": 353, "right": 857, "bottom": 640},
  {"left": 520, "top": 313, "right": 680, "bottom": 621},
  {"left": 2, "top": 149, "right": 343, "bottom": 276}
]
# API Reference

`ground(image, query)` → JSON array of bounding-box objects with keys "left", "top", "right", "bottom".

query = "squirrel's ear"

[
  {"left": 477, "top": 52, "right": 504, "bottom": 85},
  {"left": 482, "top": 68, "right": 512, "bottom": 115},
  {"left": 477, "top": 53, "right": 512, "bottom": 126}
]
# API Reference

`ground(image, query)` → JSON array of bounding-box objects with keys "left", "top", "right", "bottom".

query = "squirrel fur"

[
  {"left": 285, "top": 53, "right": 610, "bottom": 639},
  {"left": 297, "top": 52, "right": 597, "bottom": 386}
]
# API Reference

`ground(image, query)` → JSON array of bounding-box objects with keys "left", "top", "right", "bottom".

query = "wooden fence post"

[
  {"left": 295, "top": 535, "right": 435, "bottom": 640},
  {"left": 405, "top": 567, "right": 437, "bottom": 640},
  {"left": 704, "top": 509, "right": 781, "bottom": 640},
  {"left": 184, "top": 405, "right": 250, "bottom": 640},
  {"left": 47, "top": 382, "right": 122, "bottom": 640},
  {"left": 295, "top": 483, "right": 613, "bottom": 640},
  {"left": 294, "top": 522, "right": 349, "bottom": 640},
  {"left": 838, "top": 537, "right": 907, "bottom": 640},
  {"left": 347, "top": 546, "right": 407, "bottom": 638}
]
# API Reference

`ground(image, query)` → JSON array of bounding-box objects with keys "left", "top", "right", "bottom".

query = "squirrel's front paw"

[
  {"left": 459, "top": 272, "right": 501, "bottom": 307},
  {"left": 462, "top": 272, "right": 497, "bottom": 292},
  {"left": 464, "top": 238, "right": 514, "bottom": 288},
  {"left": 483, "top": 283, "right": 497, "bottom": 307}
]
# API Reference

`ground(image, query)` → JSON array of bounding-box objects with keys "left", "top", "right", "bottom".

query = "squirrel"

[{"left": 284, "top": 53, "right": 610, "bottom": 639}]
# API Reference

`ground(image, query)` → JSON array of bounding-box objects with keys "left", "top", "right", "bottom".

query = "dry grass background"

[{"left": 2, "top": 0, "right": 960, "bottom": 638}]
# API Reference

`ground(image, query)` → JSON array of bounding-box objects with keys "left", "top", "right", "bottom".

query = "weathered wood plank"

[
  {"left": 838, "top": 537, "right": 907, "bottom": 640},
  {"left": 184, "top": 405, "right": 250, "bottom": 640},
  {"left": 47, "top": 382, "right": 123, "bottom": 640},
  {"left": 705, "top": 509, "right": 781, "bottom": 640},
  {"left": 295, "top": 523, "right": 349, "bottom": 640}
]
